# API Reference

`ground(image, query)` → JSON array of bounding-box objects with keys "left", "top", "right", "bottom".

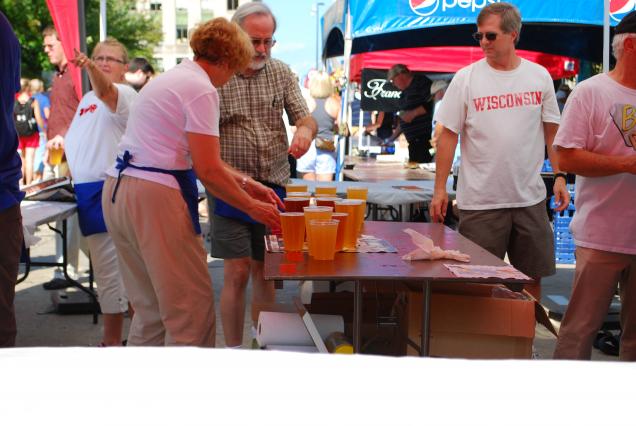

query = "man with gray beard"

[{"left": 210, "top": 2, "right": 317, "bottom": 347}]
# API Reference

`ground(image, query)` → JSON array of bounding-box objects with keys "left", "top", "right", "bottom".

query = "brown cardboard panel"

[{"left": 407, "top": 289, "right": 535, "bottom": 359}]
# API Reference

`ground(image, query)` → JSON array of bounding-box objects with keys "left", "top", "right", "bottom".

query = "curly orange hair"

[{"left": 190, "top": 17, "right": 253, "bottom": 72}]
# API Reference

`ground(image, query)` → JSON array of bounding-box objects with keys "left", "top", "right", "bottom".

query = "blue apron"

[
  {"left": 75, "top": 180, "right": 107, "bottom": 236},
  {"left": 111, "top": 150, "right": 201, "bottom": 235},
  {"left": 214, "top": 184, "right": 285, "bottom": 224}
]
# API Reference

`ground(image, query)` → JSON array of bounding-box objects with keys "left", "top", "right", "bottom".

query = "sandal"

[{"left": 593, "top": 331, "right": 620, "bottom": 356}]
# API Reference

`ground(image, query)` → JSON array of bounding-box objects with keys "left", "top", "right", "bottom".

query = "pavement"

[{"left": 14, "top": 216, "right": 616, "bottom": 361}]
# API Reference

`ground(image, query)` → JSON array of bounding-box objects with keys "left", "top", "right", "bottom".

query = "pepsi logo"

[
  {"left": 610, "top": 0, "right": 636, "bottom": 23},
  {"left": 410, "top": 0, "right": 500, "bottom": 17},
  {"left": 410, "top": 0, "right": 439, "bottom": 17}
]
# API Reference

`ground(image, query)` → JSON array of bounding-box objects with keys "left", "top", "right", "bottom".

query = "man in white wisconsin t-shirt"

[{"left": 429, "top": 2, "right": 570, "bottom": 298}]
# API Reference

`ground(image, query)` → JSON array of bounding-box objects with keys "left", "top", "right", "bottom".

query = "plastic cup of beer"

[
  {"left": 346, "top": 186, "right": 368, "bottom": 201},
  {"left": 284, "top": 197, "right": 310, "bottom": 213},
  {"left": 280, "top": 212, "right": 305, "bottom": 252},
  {"left": 307, "top": 219, "right": 339, "bottom": 260},
  {"left": 354, "top": 200, "right": 367, "bottom": 236},
  {"left": 315, "top": 185, "right": 338, "bottom": 196},
  {"left": 334, "top": 199, "right": 362, "bottom": 250},
  {"left": 303, "top": 206, "right": 333, "bottom": 245},
  {"left": 315, "top": 197, "right": 342, "bottom": 209},
  {"left": 49, "top": 147, "right": 64, "bottom": 166},
  {"left": 286, "top": 191, "right": 312, "bottom": 198},
  {"left": 331, "top": 212, "right": 348, "bottom": 252},
  {"left": 286, "top": 183, "right": 308, "bottom": 193}
]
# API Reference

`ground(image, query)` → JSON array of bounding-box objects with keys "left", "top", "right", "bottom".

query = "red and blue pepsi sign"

[
  {"left": 610, "top": 0, "right": 636, "bottom": 23},
  {"left": 351, "top": 0, "right": 627, "bottom": 39}
]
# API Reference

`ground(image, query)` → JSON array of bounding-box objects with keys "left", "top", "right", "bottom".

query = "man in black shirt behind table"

[{"left": 387, "top": 64, "right": 434, "bottom": 164}]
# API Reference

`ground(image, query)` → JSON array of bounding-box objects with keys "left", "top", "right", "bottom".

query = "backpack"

[{"left": 14, "top": 98, "right": 38, "bottom": 137}]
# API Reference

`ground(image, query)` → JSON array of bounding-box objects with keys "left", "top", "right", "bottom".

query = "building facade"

[{"left": 136, "top": 0, "right": 256, "bottom": 71}]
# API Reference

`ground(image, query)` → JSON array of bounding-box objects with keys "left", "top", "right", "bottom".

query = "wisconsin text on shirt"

[{"left": 472, "top": 91, "right": 543, "bottom": 112}]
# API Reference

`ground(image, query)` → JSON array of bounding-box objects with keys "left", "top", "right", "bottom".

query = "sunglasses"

[{"left": 472, "top": 32, "right": 499, "bottom": 42}]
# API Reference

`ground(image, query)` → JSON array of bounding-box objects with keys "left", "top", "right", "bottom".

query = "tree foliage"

[{"left": 0, "top": 0, "right": 162, "bottom": 82}]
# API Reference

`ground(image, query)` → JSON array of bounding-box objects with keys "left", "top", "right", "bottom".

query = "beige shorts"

[{"left": 458, "top": 200, "right": 555, "bottom": 279}]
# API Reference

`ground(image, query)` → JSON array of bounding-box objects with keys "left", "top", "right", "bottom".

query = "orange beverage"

[
  {"left": 315, "top": 185, "right": 338, "bottom": 196},
  {"left": 286, "top": 183, "right": 308, "bottom": 193},
  {"left": 353, "top": 200, "right": 367, "bottom": 236},
  {"left": 346, "top": 186, "right": 368, "bottom": 201},
  {"left": 303, "top": 206, "right": 333, "bottom": 246},
  {"left": 315, "top": 197, "right": 341, "bottom": 209},
  {"left": 49, "top": 147, "right": 64, "bottom": 166},
  {"left": 334, "top": 199, "right": 362, "bottom": 250},
  {"left": 284, "top": 197, "right": 310, "bottom": 213},
  {"left": 307, "top": 219, "right": 339, "bottom": 260},
  {"left": 280, "top": 212, "right": 305, "bottom": 252},
  {"left": 286, "top": 191, "right": 312, "bottom": 198},
  {"left": 331, "top": 212, "right": 348, "bottom": 252}
]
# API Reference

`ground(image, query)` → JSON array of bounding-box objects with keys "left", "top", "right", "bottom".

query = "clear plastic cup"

[
  {"left": 346, "top": 186, "right": 368, "bottom": 201},
  {"left": 280, "top": 212, "right": 305, "bottom": 252},
  {"left": 307, "top": 219, "right": 339, "bottom": 260}
]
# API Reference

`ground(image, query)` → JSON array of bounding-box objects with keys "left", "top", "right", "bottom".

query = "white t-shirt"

[
  {"left": 108, "top": 59, "right": 220, "bottom": 189},
  {"left": 553, "top": 73, "right": 636, "bottom": 255},
  {"left": 65, "top": 83, "right": 137, "bottom": 184},
  {"left": 437, "top": 58, "right": 560, "bottom": 210}
]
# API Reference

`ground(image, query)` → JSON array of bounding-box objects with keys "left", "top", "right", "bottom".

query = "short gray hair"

[
  {"left": 612, "top": 32, "right": 636, "bottom": 60},
  {"left": 387, "top": 64, "right": 410, "bottom": 81},
  {"left": 477, "top": 2, "right": 522, "bottom": 44},
  {"left": 231, "top": 2, "right": 277, "bottom": 32}
]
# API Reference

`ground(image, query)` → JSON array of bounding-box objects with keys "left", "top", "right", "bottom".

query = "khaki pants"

[
  {"left": 554, "top": 246, "right": 636, "bottom": 361},
  {"left": 102, "top": 176, "right": 215, "bottom": 347}
]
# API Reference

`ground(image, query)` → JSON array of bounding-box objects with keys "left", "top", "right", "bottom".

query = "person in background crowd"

[
  {"left": 429, "top": 79, "right": 449, "bottom": 154},
  {"left": 42, "top": 26, "right": 80, "bottom": 179},
  {"left": 29, "top": 78, "right": 50, "bottom": 182},
  {"left": 14, "top": 79, "right": 44, "bottom": 185},
  {"left": 555, "top": 83, "right": 571, "bottom": 113},
  {"left": 65, "top": 39, "right": 137, "bottom": 346},
  {"left": 0, "top": 11, "right": 24, "bottom": 347},
  {"left": 125, "top": 57, "right": 155, "bottom": 92},
  {"left": 296, "top": 71, "right": 341, "bottom": 181},
  {"left": 387, "top": 64, "right": 434, "bottom": 165},
  {"left": 430, "top": 2, "right": 570, "bottom": 299},
  {"left": 553, "top": 10, "right": 636, "bottom": 361},
  {"left": 103, "top": 18, "right": 282, "bottom": 347},
  {"left": 365, "top": 111, "right": 395, "bottom": 141},
  {"left": 211, "top": 2, "right": 317, "bottom": 348},
  {"left": 41, "top": 25, "right": 84, "bottom": 290}
]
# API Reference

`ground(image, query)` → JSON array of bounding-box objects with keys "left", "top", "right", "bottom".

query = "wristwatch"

[{"left": 554, "top": 172, "right": 567, "bottom": 182}]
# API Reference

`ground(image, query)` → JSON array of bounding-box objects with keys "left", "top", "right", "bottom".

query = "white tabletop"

[
  {"left": 291, "top": 178, "right": 455, "bottom": 206},
  {"left": 20, "top": 201, "right": 77, "bottom": 228}
]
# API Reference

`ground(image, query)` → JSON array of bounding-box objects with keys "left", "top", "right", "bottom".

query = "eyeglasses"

[
  {"left": 251, "top": 38, "right": 276, "bottom": 48},
  {"left": 93, "top": 55, "right": 125, "bottom": 64},
  {"left": 472, "top": 32, "right": 500, "bottom": 42}
]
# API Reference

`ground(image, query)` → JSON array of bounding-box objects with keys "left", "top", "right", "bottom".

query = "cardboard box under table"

[{"left": 406, "top": 283, "right": 555, "bottom": 359}]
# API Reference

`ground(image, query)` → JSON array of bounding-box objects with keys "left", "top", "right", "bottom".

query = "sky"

[{"left": 265, "top": 0, "right": 336, "bottom": 81}]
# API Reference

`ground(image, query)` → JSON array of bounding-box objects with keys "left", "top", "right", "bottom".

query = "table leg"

[
  {"left": 420, "top": 280, "right": 431, "bottom": 357},
  {"left": 353, "top": 280, "right": 362, "bottom": 353}
]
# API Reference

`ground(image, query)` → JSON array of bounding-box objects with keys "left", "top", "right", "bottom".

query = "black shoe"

[{"left": 42, "top": 277, "right": 72, "bottom": 290}]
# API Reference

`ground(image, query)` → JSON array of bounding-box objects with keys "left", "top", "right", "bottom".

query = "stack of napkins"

[{"left": 401, "top": 228, "right": 470, "bottom": 262}]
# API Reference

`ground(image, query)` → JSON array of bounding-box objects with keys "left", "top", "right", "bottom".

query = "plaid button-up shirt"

[{"left": 218, "top": 58, "right": 309, "bottom": 187}]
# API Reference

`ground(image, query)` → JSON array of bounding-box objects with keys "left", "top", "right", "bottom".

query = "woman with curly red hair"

[{"left": 102, "top": 18, "right": 282, "bottom": 347}]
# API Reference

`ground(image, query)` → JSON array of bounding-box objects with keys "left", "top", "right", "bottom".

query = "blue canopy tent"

[{"left": 323, "top": 0, "right": 633, "bottom": 62}]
